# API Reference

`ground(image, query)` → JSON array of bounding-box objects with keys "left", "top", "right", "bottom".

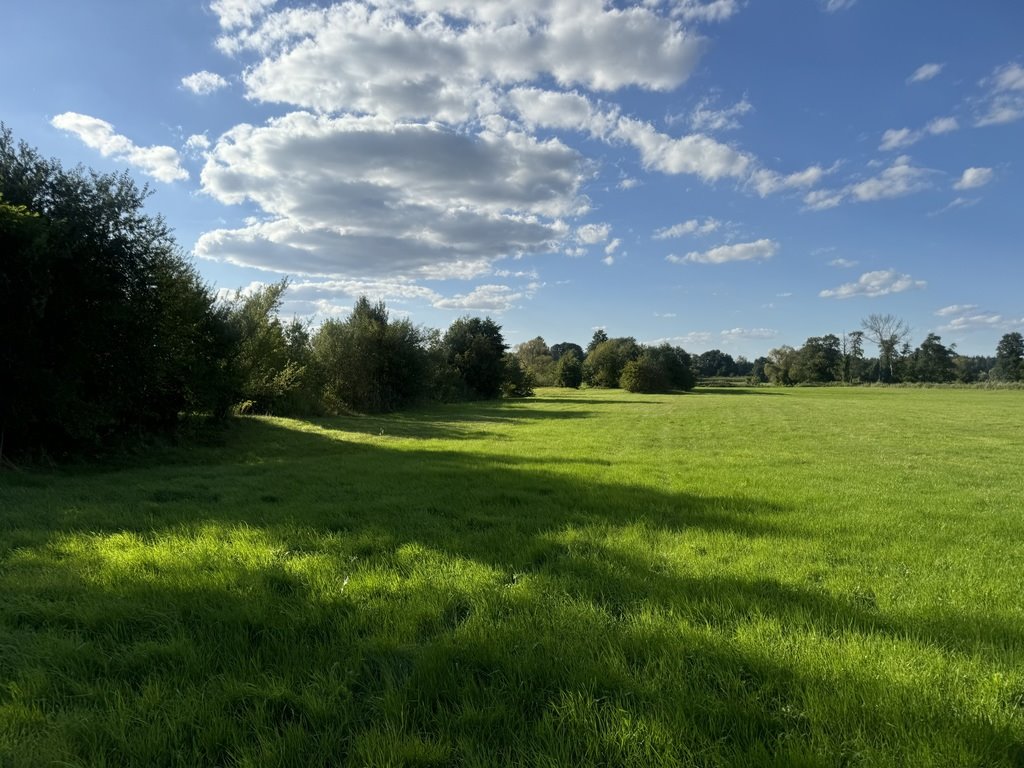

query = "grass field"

[{"left": 1, "top": 387, "right": 1023, "bottom": 766}]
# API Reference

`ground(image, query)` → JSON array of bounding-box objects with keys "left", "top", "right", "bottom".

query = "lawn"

[{"left": 1, "top": 387, "right": 1022, "bottom": 766}]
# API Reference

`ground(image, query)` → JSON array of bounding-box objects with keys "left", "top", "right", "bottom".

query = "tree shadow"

[{"left": 1, "top": 416, "right": 1021, "bottom": 766}]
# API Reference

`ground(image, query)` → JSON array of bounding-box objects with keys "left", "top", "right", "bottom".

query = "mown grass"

[{"left": 1, "top": 387, "right": 1023, "bottom": 766}]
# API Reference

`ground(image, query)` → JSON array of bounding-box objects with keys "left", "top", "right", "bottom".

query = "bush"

[
  {"left": 555, "top": 350, "right": 583, "bottom": 388},
  {"left": 620, "top": 354, "right": 670, "bottom": 393}
]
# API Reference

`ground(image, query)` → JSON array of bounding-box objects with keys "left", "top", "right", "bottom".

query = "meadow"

[{"left": 1, "top": 387, "right": 1022, "bottom": 767}]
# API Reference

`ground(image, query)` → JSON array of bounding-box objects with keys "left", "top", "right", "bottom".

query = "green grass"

[{"left": 2, "top": 387, "right": 1023, "bottom": 766}]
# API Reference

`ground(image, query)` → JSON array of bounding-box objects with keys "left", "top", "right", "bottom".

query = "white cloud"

[
  {"left": 926, "top": 116, "right": 958, "bottom": 135},
  {"left": 829, "top": 258, "right": 858, "bottom": 268},
  {"left": 667, "top": 238, "right": 778, "bottom": 264},
  {"left": 602, "top": 254, "right": 615, "bottom": 266},
  {"left": 937, "top": 312, "right": 1024, "bottom": 334},
  {"left": 184, "top": 134, "right": 212, "bottom": 154},
  {"left": 928, "top": 196, "right": 979, "bottom": 216},
  {"left": 690, "top": 96, "right": 753, "bottom": 132},
  {"left": 953, "top": 166, "right": 994, "bottom": 190},
  {"left": 618, "top": 177, "right": 640, "bottom": 190},
  {"left": 803, "top": 188, "right": 846, "bottom": 211},
  {"left": 51, "top": 112, "right": 188, "bottom": 182},
  {"left": 819, "top": 269, "right": 926, "bottom": 299},
  {"left": 604, "top": 238, "right": 622, "bottom": 255},
  {"left": 720, "top": 327, "right": 778, "bottom": 340},
  {"left": 225, "top": 2, "right": 707, "bottom": 121},
  {"left": 576, "top": 222, "right": 612, "bottom": 244},
  {"left": 433, "top": 283, "right": 525, "bottom": 312},
  {"left": 647, "top": 332, "right": 713, "bottom": 348},
  {"left": 907, "top": 63, "right": 944, "bottom": 84},
  {"left": 654, "top": 312, "right": 677, "bottom": 318},
  {"left": 935, "top": 304, "right": 978, "bottom": 317},
  {"left": 652, "top": 217, "right": 720, "bottom": 239},
  {"left": 822, "top": 0, "right": 856, "bottom": 12},
  {"left": 849, "top": 155, "right": 933, "bottom": 202},
  {"left": 976, "top": 62, "right": 1024, "bottom": 126},
  {"left": 879, "top": 117, "right": 958, "bottom": 151},
  {"left": 749, "top": 164, "right": 830, "bottom": 197},
  {"left": 210, "top": 0, "right": 277, "bottom": 29},
  {"left": 672, "top": 0, "right": 742, "bottom": 23},
  {"left": 195, "top": 111, "right": 585, "bottom": 278},
  {"left": 181, "top": 71, "right": 230, "bottom": 95}
]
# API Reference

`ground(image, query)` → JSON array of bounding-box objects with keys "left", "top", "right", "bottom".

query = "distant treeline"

[{"left": 2, "top": 127, "right": 1022, "bottom": 460}]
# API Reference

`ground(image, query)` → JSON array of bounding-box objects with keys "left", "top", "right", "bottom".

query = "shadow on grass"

[
  {"left": 693, "top": 387, "right": 785, "bottom": 396},
  {"left": 1, "top": 415, "right": 1021, "bottom": 766}
]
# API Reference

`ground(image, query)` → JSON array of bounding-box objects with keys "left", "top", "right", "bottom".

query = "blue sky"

[{"left": 4, "top": 0, "right": 1022, "bottom": 357}]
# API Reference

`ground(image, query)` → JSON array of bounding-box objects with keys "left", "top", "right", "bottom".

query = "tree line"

[{"left": 2, "top": 128, "right": 1021, "bottom": 460}]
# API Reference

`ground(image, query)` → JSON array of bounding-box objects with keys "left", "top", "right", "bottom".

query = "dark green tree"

[
  {"left": 1, "top": 128, "right": 231, "bottom": 457},
  {"left": 620, "top": 353, "right": 670, "bottom": 393},
  {"left": 550, "top": 342, "right": 584, "bottom": 362},
  {"left": 501, "top": 354, "right": 535, "bottom": 397},
  {"left": 696, "top": 349, "right": 737, "bottom": 378},
  {"left": 792, "top": 334, "right": 842, "bottom": 383},
  {"left": 644, "top": 344, "right": 696, "bottom": 391},
  {"left": 555, "top": 350, "right": 583, "bottom": 388},
  {"left": 586, "top": 329, "right": 609, "bottom": 354},
  {"left": 312, "top": 296, "right": 427, "bottom": 413},
  {"left": 583, "top": 337, "right": 640, "bottom": 388},
  {"left": 441, "top": 316, "right": 508, "bottom": 399},
  {"left": 907, "top": 333, "right": 956, "bottom": 383},
  {"left": 991, "top": 332, "right": 1024, "bottom": 381}
]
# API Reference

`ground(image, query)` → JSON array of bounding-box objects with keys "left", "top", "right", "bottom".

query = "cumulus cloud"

[
  {"left": 433, "top": 283, "right": 528, "bottom": 312},
  {"left": 976, "top": 62, "right": 1024, "bottom": 126},
  {"left": 667, "top": 238, "right": 778, "bottom": 264},
  {"left": 604, "top": 238, "right": 622, "bottom": 255},
  {"left": 210, "top": 0, "right": 277, "bottom": 30},
  {"left": 222, "top": 1, "right": 707, "bottom": 120},
  {"left": 953, "top": 166, "right": 994, "bottom": 190},
  {"left": 647, "top": 332, "right": 713, "bottom": 348},
  {"left": 652, "top": 217, "right": 720, "bottom": 239},
  {"left": 184, "top": 133, "right": 211, "bottom": 152},
  {"left": 181, "top": 71, "right": 230, "bottom": 95},
  {"left": 51, "top": 112, "right": 188, "bottom": 182},
  {"left": 819, "top": 269, "right": 926, "bottom": 299},
  {"left": 195, "top": 111, "right": 585, "bottom": 278},
  {"left": 576, "top": 222, "right": 612, "bottom": 244},
  {"left": 907, "top": 62, "right": 944, "bottom": 84},
  {"left": 807, "top": 156, "right": 933, "bottom": 210},
  {"left": 690, "top": 96, "right": 753, "bottom": 132}
]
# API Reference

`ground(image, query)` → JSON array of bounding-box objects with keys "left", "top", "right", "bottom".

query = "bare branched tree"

[{"left": 861, "top": 314, "right": 911, "bottom": 382}]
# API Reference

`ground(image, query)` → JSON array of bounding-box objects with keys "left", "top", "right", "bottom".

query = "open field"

[{"left": 2, "top": 387, "right": 1023, "bottom": 766}]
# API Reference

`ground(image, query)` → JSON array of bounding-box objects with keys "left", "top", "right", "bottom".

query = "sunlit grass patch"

[{"left": 1, "top": 387, "right": 1023, "bottom": 765}]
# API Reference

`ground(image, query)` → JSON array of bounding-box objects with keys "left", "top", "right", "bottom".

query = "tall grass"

[{"left": 1, "top": 387, "right": 1022, "bottom": 766}]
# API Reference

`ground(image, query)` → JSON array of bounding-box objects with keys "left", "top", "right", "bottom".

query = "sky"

[{"left": 3, "top": 0, "right": 1022, "bottom": 358}]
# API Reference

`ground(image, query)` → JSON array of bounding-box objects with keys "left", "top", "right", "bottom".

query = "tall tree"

[
  {"left": 555, "top": 350, "right": 583, "bottom": 388},
  {"left": 842, "top": 330, "right": 865, "bottom": 384},
  {"left": 515, "top": 336, "right": 556, "bottom": 386},
  {"left": 908, "top": 333, "right": 956, "bottom": 383},
  {"left": 441, "top": 316, "right": 508, "bottom": 399},
  {"left": 861, "top": 314, "right": 911, "bottom": 382},
  {"left": 991, "top": 332, "right": 1024, "bottom": 381}
]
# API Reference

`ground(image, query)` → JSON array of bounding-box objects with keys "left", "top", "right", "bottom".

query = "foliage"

[
  {"left": 991, "top": 332, "right": 1024, "bottom": 381},
  {"left": 644, "top": 343, "right": 696, "bottom": 391},
  {"left": 501, "top": 353, "right": 536, "bottom": 397},
  {"left": 904, "top": 333, "right": 957, "bottom": 383},
  {"left": 763, "top": 346, "right": 797, "bottom": 385},
  {"left": 583, "top": 337, "right": 640, "bottom": 388},
  {"left": 555, "top": 350, "right": 583, "bottom": 388},
  {"left": 440, "top": 316, "right": 508, "bottom": 399},
  {"left": 312, "top": 297, "right": 428, "bottom": 413},
  {"left": 792, "top": 334, "right": 842, "bottom": 383},
  {"left": 619, "top": 353, "right": 670, "bottom": 393},
  {"left": 696, "top": 349, "right": 737, "bottom": 378},
  {"left": 515, "top": 336, "right": 556, "bottom": 386},
  {"left": 0, "top": 128, "right": 230, "bottom": 458},
  {"left": 550, "top": 341, "right": 584, "bottom": 362}
]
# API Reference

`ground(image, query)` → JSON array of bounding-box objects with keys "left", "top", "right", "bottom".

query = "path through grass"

[{"left": 1, "top": 387, "right": 1023, "bottom": 766}]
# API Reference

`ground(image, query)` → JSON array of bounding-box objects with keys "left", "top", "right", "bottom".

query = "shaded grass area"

[{"left": 1, "top": 387, "right": 1023, "bottom": 766}]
